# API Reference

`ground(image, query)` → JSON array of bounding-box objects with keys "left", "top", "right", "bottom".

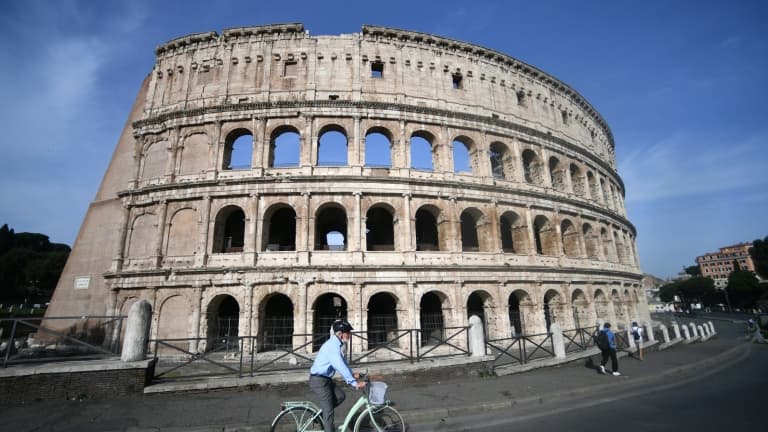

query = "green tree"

[
  {"left": 659, "top": 282, "right": 680, "bottom": 303},
  {"left": 750, "top": 236, "right": 768, "bottom": 279},
  {"left": 726, "top": 270, "right": 765, "bottom": 309},
  {"left": 684, "top": 265, "right": 701, "bottom": 276},
  {"left": 658, "top": 277, "right": 717, "bottom": 308}
]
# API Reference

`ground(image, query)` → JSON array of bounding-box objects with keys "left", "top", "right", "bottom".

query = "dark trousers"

[
  {"left": 600, "top": 348, "right": 618, "bottom": 372},
  {"left": 309, "top": 375, "right": 346, "bottom": 432}
]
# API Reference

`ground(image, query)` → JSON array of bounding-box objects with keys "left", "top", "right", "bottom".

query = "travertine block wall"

[{"left": 46, "top": 24, "right": 648, "bottom": 354}]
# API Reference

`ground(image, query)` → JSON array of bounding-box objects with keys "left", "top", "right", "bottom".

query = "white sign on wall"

[{"left": 74, "top": 276, "right": 91, "bottom": 290}]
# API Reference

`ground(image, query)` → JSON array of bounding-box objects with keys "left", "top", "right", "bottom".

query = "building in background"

[{"left": 697, "top": 242, "right": 756, "bottom": 288}]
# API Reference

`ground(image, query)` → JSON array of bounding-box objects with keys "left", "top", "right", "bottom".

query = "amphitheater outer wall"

[{"left": 46, "top": 24, "right": 647, "bottom": 355}]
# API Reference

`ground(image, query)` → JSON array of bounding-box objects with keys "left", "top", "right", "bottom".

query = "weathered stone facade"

[{"left": 46, "top": 24, "right": 647, "bottom": 355}]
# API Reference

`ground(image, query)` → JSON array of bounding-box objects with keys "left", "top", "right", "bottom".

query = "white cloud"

[{"left": 619, "top": 130, "right": 768, "bottom": 202}]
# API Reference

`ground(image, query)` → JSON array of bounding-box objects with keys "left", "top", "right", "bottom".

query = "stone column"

[
  {"left": 708, "top": 321, "right": 716, "bottom": 335},
  {"left": 154, "top": 201, "right": 168, "bottom": 268},
  {"left": 402, "top": 193, "right": 413, "bottom": 252},
  {"left": 353, "top": 192, "right": 362, "bottom": 253},
  {"left": 190, "top": 285, "right": 204, "bottom": 353},
  {"left": 245, "top": 194, "right": 259, "bottom": 265},
  {"left": 681, "top": 325, "right": 690, "bottom": 340},
  {"left": 301, "top": 115, "right": 314, "bottom": 168},
  {"left": 121, "top": 300, "right": 152, "bottom": 362},
  {"left": 689, "top": 323, "right": 698, "bottom": 338},
  {"left": 468, "top": 315, "right": 486, "bottom": 357},
  {"left": 644, "top": 322, "right": 655, "bottom": 342},
  {"left": 111, "top": 203, "right": 131, "bottom": 272},
  {"left": 197, "top": 195, "right": 212, "bottom": 267},
  {"left": 550, "top": 323, "right": 566, "bottom": 359},
  {"left": 351, "top": 115, "right": 362, "bottom": 169},
  {"left": 254, "top": 116, "right": 266, "bottom": 174},
  {"left": 698, "top": 325, "right": 706, "bottom": 340},
  {"left": 659, "top": 324, "right": 670, "bottom": 343},
  {"left": 626, "top": 328, "right": 636, "bottom": 349}
]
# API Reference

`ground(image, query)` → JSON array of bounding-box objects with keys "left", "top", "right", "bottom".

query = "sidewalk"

[{"left": 0, "top": 329, "right": 749, "bottom": 432}]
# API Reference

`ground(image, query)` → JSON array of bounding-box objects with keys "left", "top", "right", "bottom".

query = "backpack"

[
  {"left": 632, "top": 326, "right": 641, "bottom": 340},
  {"left": 595, "top": 330, "right": 609, "bottom": 350}
]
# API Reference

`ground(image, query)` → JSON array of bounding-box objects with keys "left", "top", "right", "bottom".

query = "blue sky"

[{"left": 0, "top": 0, "right": 766, "bottom": 279}]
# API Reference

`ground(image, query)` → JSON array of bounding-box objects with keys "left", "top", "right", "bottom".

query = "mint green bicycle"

[{"left": 270, "top": 375, "right": 405, "bottom": 431}]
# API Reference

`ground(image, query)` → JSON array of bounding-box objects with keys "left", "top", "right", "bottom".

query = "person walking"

[
  {"left": 631, "top": 321, "right": 644, "bottom": 361},
  {"left": 309, "top": 319, "right": 366, "bottom": 432},
  {"left": 597, "top": 322, "right": 620, "bottom": 376}
]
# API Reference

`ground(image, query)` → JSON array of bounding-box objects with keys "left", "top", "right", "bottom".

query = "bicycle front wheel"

[
  {"left": 271, "top": 406, "right": 325, "bottom": 432},
  {"left": 354, "top": 405, "right": 405, "bottom": 432}
]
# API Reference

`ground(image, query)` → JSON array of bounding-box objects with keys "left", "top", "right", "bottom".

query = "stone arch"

[
  {"left": 500, "top": 210, "right": 529, "bottom": 254},
  {"left": 262, "top": 204, "right": 296, "bottom": 251},
  {"left": 549, "top": 156, "right": 566, "bottom": 192},
  {"left": 466, "top": 290, "right": 494, "bottom": 338},
  {"left": 489, "top": 141, "right": 513, "bottom": 180},
  {"left": 178, "top": 132, "right": 209, "bottom": 175},
  {"left": 460, "top": 207, "right": 491, "bottom": 252},
  {"left": 420, "top": 290, "right": 447, "bottom": 346},
  {"left": 258, "top": 293, "right": 294, "bottom": 352},
  {"left": 571, "top": 289, "right": 591, "bottom": 329},
  {"left": 156, "top": 295, "right": 189, "bottom": 353},
  {"left": 587, "top": 171, "right": 599, "bottom": 201},
  {"left": 508, "top": 289, "right": 532, "bottom": 336},
  {"left": 452, "top": 136, "right": 474, "bottom": 174},
  {"left": 366, "top": 203, "right": 395, "bottom": 251},
  {"left": 212, "top": 205, "right": 245, "bottom": 253},
  {"left": 366, "top": 291, "right": 399, "bottom": 349},
  {"left": 582, "top": 223, "right": 599, "bottom": 259},
  {"left": 533, "top": 215, "right": 558, "bottom": 256},
  {"left": 364, "top": 127, "right": 393, "bottom": 168},
  {"left": 594, "top": 289, "right": 613, "bottom": 324},
  {"left": 522, "top": 149, "right": 544, "bottom": 185},
  {"left": 613, "top": 230, "right": 626, "bottom": 264},
  {"left": 410, "top": 130, "right": 437, "bottom": 171},
  {"left": 312, "top": 292, "right": 348, "bottom": 351},
  {"left": 569, "top": 163, "right": 585, "bottom": 196},
  {"left": 314, "top": 203, "right": 348, "bottom": 251},
  {"left": 127, "top": 213, "right": 155, "bottom": 258},
  {"left": 140, "top": 139, "right": 168, "bottom": 181},
  {"left": 166, "top": 208, "right": 198, "bottom": 256},
  {"left": 317, "top": 124, "right": 348, "bottom": 166},
  {"left": 601, "top": 227, "right": 615, "bottom": 262},
  {"left": 611, "top": 289, "right": 627, "bottom": 326},
  {"left": 415, "top": 204, "right": 448, "bottom": 251},
  {"left": 205, "top": 294, "right": 240, "bottom": 353},
  {"left": 222, "top": 128, "right": 253, "bottom": 170},
  {"left": 269, "top": 125, "right": 301, "bottom": 167},
  {"left": 560, "top": 218, "right": 582, "bottom": 258},
  {"left": 543, "top": 289, "right": 563, "bottom": 332}
]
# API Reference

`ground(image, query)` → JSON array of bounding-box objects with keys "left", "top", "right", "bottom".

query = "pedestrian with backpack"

[
  {"left": 596, "top": 322, "right": 620, "bottom": 376},
  {"left": 631, "top": 321, "right": 644, "bottom": 361}
]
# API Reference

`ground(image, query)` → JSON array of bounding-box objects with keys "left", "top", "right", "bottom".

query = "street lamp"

[{"left": 721, "top": 288, "right": 732, "bottom": 313}]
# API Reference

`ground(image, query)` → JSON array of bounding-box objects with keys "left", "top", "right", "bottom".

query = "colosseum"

[{"left": 47, "top": 23, "right": 648, "bottom": 359}]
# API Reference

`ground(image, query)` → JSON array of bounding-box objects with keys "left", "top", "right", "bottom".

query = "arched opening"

[
  {"left": 420, "top": 291, "right": 445, "bottom": 346},
  {"left": 213, "top": 206, "right": 245, "bottom": 253},
  {"left": 410, "top": 132, "right": 434, "bottom": 171},
  {"left": 611, "top": 290, "right": 626, "bottom": 325},
  {"left": 522, "top": 149, "right": 543, "bottom": 185},
  {"left": 415, "top": 206, "right": 440, "bottom": 251},
  {"left": 315, "top": 205, "right": 347, "bottom": 251},
  {"left": 508, "top": 290, "right": 530, "bottom": 336},
  {"left": 601, "top": 227, "right": 615, "bottom": 262},
  {"left": 549, "top": 157, "right": 566, "bottom": 191},
  {"left": 367, "top": 292, "right": 398, "bottom": 349},
  {"left": 489, "top": 142, "right": 510, "bottom": 179},
  {"left": 614, "top": 231, "right": 626, "bottom": 264},
  {"left": 364, "top": 130, "right": 392, "bottom": 168},
  {"left": 467, "top": 291, "right": 491, "bottom": 338},
  {"left": 460, "top": 209, "right": 480, "bottom": 252},
  {"left": 206, "top": 295, "right": 240, "bottom": 352},
  {"left": 570, "top": 164, "right": 585, "bottom": 196},
  {"left": 600, "top": 178, "right": 611, "bottom": 207},
  {"left": 594, "top": 290, "right": 611, "bottom": 324},
  {"left": 571, "top": 290, "right": 589, "bottom": 329},
  {"left": 587, "top": 171, "right": 599, "bottom": 201},
  {"left": 141, "top": 140, "right": 167, "bottom": 181},
  {"left": 452, "top": 138, "right": 472, "bottom": 174},
  {"left": 222, "top": 129, "right": 252, "bottom": 170},
  {"left": 533, "top": 215, "right": 557, "bottom": 256},
  {"left": 263, "top": 206, "right": 296, "bottom": 251},
  {"left": 583, "top": 223, "right": 599, "bottom": 259},
  {"left": 312, "top": 293, "right": 348, "bottom": 351},
  {"left": 269, "top": 127, "right": 300, "bottom": 167},
  {"left": 561, "top": 219, "right": 582, "bottom": 258},
  {"left": 500, "top": 211, "right": 527, "bottom": 254},
  {"left": 317, "top": 127, "right": 348, "bottom": 166},
  {"left": 366, "top": 206, "right": 395, "bottom": 251},
  {"left": 259, "top": 294, "right": 294, "bottom": 352},
  {"left": 543, "top": 290, "right": 562, "bottom": 332}
]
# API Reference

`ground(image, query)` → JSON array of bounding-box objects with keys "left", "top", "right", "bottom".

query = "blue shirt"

[
  {"left": 604, "top": 329, "right": 616, "bottom": 349},
  {"left": 310, "top": 335, "right": 358, "bottom": 387}
]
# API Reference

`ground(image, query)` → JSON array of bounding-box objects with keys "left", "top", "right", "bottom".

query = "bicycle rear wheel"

[
  {"left": 271, "top": 406, "right": 325, "bottom": 432},
  {"left": 353, "top": 405, "right": 405, "bottom": 432}
]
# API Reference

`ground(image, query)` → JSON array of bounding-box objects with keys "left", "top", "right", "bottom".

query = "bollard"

[
  {"left": 698, "top": 325, "right": 706, "bottom": 340},
  {"left": 644, "top": 322, "right": 655, "bottom": 342},
  {"left": 121, "top": 300, "right": 152, "bottom": 362},
  {"left": 627, "top": 328, "right": 636, "bottom": 349},
  {"left": 708, "top": 321, "right": 716, "bottom": 335},
  {"left": 672, "top": 322, "right": 681, "bottom": 340},
  {"left": 468, "top": 315, "right": 486, "bottom": 357},
  {"left": 681, "top": 325, "right": 690, "bottom": 340},
  {"left": 689, "top": 323, "right": 698, "bottom": 338},
  {"left": 596, "top": 319, "right": 605, "bottom": 331},
  {"left": 550, "top": 323, "right": 566, "bottom": 359}
]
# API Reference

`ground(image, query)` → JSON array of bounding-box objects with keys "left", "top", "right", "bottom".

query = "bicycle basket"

[{"left": 368, "top": 381, "right": 388, "bottom": 405}]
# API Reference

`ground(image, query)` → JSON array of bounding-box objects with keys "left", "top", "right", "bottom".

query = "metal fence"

[
  {"left": 562, "top": 326, "right": 598, "bottom": 353},
  {"left": 485, "top": 332, "right": 555, "bottom": 367},
  {"left": 0, "top": 315, "right": 125, "bottom": 368}
]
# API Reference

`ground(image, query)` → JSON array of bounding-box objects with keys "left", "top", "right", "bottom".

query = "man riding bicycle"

[{"left": 309, "top": 319, "right": 366, "bottom": 432}]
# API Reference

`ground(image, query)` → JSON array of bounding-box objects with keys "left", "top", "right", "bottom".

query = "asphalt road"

[{"left": 421, "top": 336, "right": 764, "bottom": 431}]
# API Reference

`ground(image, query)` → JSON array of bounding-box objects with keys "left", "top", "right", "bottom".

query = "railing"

[
  {"left": 148, "top": 326, "right": 470, "bottom": 382},
  {"left": 0, "top": 315, "right": 125, "bottom": 368},
  {"left": 614, "top": 331, "right": 630, "bottom": 350},
  {"left": 562, "top": 326, "right": 598, "bottom": 353},
  {"left": 485, "top": 332, "right": 555, "bottom": 367}
]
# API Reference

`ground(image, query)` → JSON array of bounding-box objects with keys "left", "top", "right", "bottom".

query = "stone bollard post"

[
  {"left": 596, "top": 319, "right": 605, "bottom": 331},
  {"left": 468, "top": 315, "right": 486, "bottom": 357},
  {"left": 660, "top": 324, "right": 670, "bottom": 343},
  {"left": 627, "top": 329, "right": 636, "bottom": 349},
  {"left": 550, "top": 323, "right": 566, "bottom": 359},
  {"left": 689, "top": 323, "right": 698, "bottom": 338},
  {"left": 672, "top": 322, "right": 681, "bottom": 339},
  {"left": 698, "top": 325, "right": 706, "bottom": 339},
  {"left": 708, "top": 321, "right": 716, "bottom": 335},
  {"left": 644, "top": 322, "right": 655, "bottom": 342},
  {"left": 121, "top": 300, "right": 152, "bottom": 362},
  {"left": 681, "top": 325, "right": 690, "bottom": 340}
]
